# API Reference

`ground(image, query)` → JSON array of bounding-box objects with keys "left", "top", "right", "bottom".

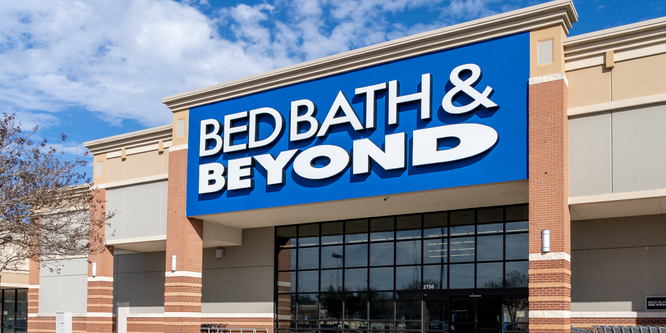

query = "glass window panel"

[
  {"left": 298, "top": 271, "right": 319, "bottom": 293},
  {"left": 451, "top": 298, "right": 474, "bottom": 322},
  {"left": 423, "top": 265, "right": 447, "bottom": 289},
  {"left": 277, "top": 247, "right": 297, "bottom": 271},
  {"left": 505, "top": 262, "right": 528, "bottom": 288},
  {"left": 423, "top": 239, "right": 447, "bottom": 264},
  {"left": 277, "top": 226, "right": 297, "bottom": 248},
  {"left": 477, "top": 223, "right": 503, "bottom": 235},
  {"left": 321, "top": 246, "right": 344, "bottom": 269},
  {"left": 370, "top": 267, "right": 394, "bottom": 291},
  {"left": 278, "top": 271, "right": 297, "bottom": 293},
  {"left": 396, "top": 290, "right": 421, "bottom": 321},
  {"left": 505, "top": 234, "right": 528, "bottom": 260},
  {"left": 369, "top": 292, "right": 393, "bottom": 320},
  {"left": 345, "top": 268, "right": 368, "bottom": 291},
  {"left": 396, "top": 215, "right": 421, "bottom": 239},
  {"left": 505, "top": 205, "right": 528, "bottom": 222},
  {"left": 449, "top": 237, "right": 475, "bottom": 263},
  {"left": 322, "top": 222, "right": 343, "bottom": 245},
  {"left": 370, "top": 322, "right": 394, "bottom": 330},
  {"left": 449, "top": 264, "right": 474, "bottom": 289},
  {"left": 299, "top": 224, "right": 319, "bottom": 247},
  {"left": 506, "top": 221, "right": 528, "bottom": 233},
  {"left": 369, "top": 242, "right": 394, "bottom": 266},
  {"left": 346, "top": 219, "right": 368, "bottom": 243},
  {"left": 477, "top": 262, "right": 504, "bottom": 288},
  {"left": 450, "top": 210, "right": 475, "bottom": 225},
  {"left": 370, "top": 217, "right": 394, "bottom": 242},
  {"left": 297, "top": 294, "right": 319, "bottom": 321},
  {"left": 345, "top": 244, "right": 368, "bottom": 267},
  {"left": 503, "top": 298, "right": 528, "bottom": 322},
  {"left": 320, "top": 293, "right": 343, "bottom": 321},
  {"left": 478, "top": 207, "right": 503, "bottom": 224},
  {"left": 396, "top": 240, "right": 421, "bottom": 265},
  {"left": 477, "top": 298, "right": 502, "bottom": 323},
  {"left": 450, "top": 225, "right": 474, "bottom": 236},
  {"left": 298, "top": 247, "right": 319, "bottom": 270},
  {"left": 424, "top": 212, "right": 448, "bottom": 238},
  {"left": 396, "top": 266, "right": 421, "bottom": 290},
  {"left": 425, "top": 299, "right": 448, "bottom": 323},
  {"left": 477, "top": 235, "right": 503, "bottom": 262},
  {"left": 321, "top": 269, "right": 342, "bottom": 292},
  {"left": 17, "top": 289, "right": 27, "bottom": 330},
  {"left": 345, "top": 292, "right": 368, "bottom": 320},
  {"left": 277, "top": 294, "right": 297, "bottom": 321}
]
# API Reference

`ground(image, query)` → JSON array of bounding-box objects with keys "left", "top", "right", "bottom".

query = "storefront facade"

[{"left": 26, "top": 1, "right": 666, "bottom": 333}]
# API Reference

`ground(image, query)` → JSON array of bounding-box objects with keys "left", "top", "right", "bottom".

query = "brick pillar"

[
  {"left": 27, "top": 231, "right": 40, "bottom": 333},
  {"left": 528, "top": 75, "right": 571, "bottom": 333},
  {"left": 164, "top": 148, "right": 203, "bottom": 333},
  {"left": 87, "top": 188, "right": 115, "bottom": 333}
]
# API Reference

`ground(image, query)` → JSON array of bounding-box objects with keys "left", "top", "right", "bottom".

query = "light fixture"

[
  {"left": 215, "top": 248, "right": 225, "bottom": 259},
  {"left": 92, "top": 262, "right": 97, "bottom": 278},
  {"left": 542, "top": 229, "right": 551, "bottom": 253},
  {"left": 171, "top": 255, "right": 177, "bottom": 272}
]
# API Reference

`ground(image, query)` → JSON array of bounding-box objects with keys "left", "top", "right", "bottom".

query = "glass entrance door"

[{"left": 425, "top": 296, "right": 504, "bottom": 333}]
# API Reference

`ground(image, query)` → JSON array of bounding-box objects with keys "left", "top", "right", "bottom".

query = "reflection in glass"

[
  {"left": 449, "top": 237, "right": 475, "bottom": 263},
  {"left": 277, "top": 271, "right": 296, "bottom": 293},
  {"left": 396, "top": 290, "right": 421, "bottom": 322},
  {"left": 425, "top": 299, "right": 448, "bottom": 325},
  {"left": 299, "top": 224, "right": 320, "bottom": 247},
  {"left": 506, "top": 221, "right": 529, "bottom": 233},
  {"left": 478, "top": 223, "right": 503, "bottom": 234},
  {"left": 505, "top": 205, "right": 528, "bottom": 221},
  {"left": 503, "top": 298, "right": 529, "bottom": 322},
  {"left": 396, "top": 240, "right": 421, "bottom": 265},
  {"left": 505, "top": 233, "right": 528, "bottom": 260},
  {"left": 276, "top": 294, "right": 296, "bottom": 320},
  {"left": 298, "top": 271, "right": 318, "bottom": 293},
  {"left": 477, "top": 235, "right": 503, "bottom": 262},
  {"left": 298, "top": 247, "right": 319, "bottom": 270},
  {"left": 370, "top": 217, "right": 394, "bottom": 242},
  {"left": 397, "top": 215, "right": 421, "bottom": 239},
  {"left": 277, "top": 247, "right": 297, "bottom": 271},
  {"left": 425, "top": 212, "right": 448, "bottom": 238},
  {"left": 505, "top": 262, "right": 529, "bottom": 288},
  {"left": 321, "top": 269, "right": 342, "bottom": 292},
  {"left": 346, "top": 219, "right": 368, "bottom": 243},
  {"left": 276, "top": 226, "right": 297, "bottom": 247},
  {"left": 424, "top": 239, "right": 447, "bottom": 264},
  {"left": 477, "top": 298, "right": 502, "bottom": 324},
  {"left": 345, "top": 244, "right": 368, "bottom": 267},
  {"left": 320, "top": 293, "right": 343, "bottom": 321},
  {"left": 370, "top": 267, "right": 394, "bottom": 291},
  {"left": 477, "top": 262, "right": 504, "bottom": 288},
  {"left": 321, "top": 246, "right": 344, "bottom": 269},
  {"left": 370, "top": 322, "right": 394, "bottom": 330},
  {"left": 369, "top": 292, "right": 393, "bottom": 320},
  {"left": 297, "top": 294, "right": 319, "bottom": 320},
  {"left": 396, "top": 266, "right": 421, "bottom": 290},
  {"left": 370, "top": 242, "right": 394, "bottom": 266},
  {"left": 449, "top": 264, "right": 474, "bottom": 289},
  {"left": 345, "top": 268, "right": 367, "bottom": 291},
  {"left": 451, "top": 298, "right": 474, "bottom": 322},
  {"left": 345, "top": 292, "right": 368, "bottom": 320},
  {"left": 423, "top": 265, "right": 447, "bottom": 289},
  {"left": 478, "top": 207, "right": 503, "bottom": 223},
  {"left": 321, "top": 221, "right": 344, "bottom": 245}
]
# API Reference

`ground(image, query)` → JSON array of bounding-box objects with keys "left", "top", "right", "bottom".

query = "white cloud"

[{"left": 0, "top": 0, "right": 521, "bottom": 130}]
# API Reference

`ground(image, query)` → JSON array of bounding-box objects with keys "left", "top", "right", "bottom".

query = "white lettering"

[
  {"left": 318, "top": 91, "right": 364, "bottom": 137},
  {"left": 412, "top": 123, "right": 498, "bottom": 166},
  {"left": 355, "top": 82, "right": 387, "bottom": 129},
  {"left": 227, "top": 157, "right": 254, "bottom": 190},
  {"left": 352, "top": 132, "right": 406, "bottom": 174},
  {"left": 199, "top": 119, "right": 223, "bottom": 157},
  {"left": 199, "top": 163, "right": 226, "bottom": 194},
  {"left": 249, "top": 107, "right": 284, "bottom": 149},
  {"left": 254, "top": 150, "right": 299, "bottom": 185},
  {"left": 290, "top": 99, "right": 319, "bottom": 142},
  {"left": 388, "top": 73, "right": 432, "bottom": 125},
  {"left": 293, "top": 145, "right": 349, "bottom": 180},
  {"left": 223, "top": 111, "right": 248, "bottom": 153}
]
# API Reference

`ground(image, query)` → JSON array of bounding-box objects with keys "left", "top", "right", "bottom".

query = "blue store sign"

[{"left": 187, "top": 32, "right": 529, "bottom": 216}]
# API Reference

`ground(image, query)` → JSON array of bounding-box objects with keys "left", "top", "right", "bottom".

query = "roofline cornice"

[
  {"left": 162, "top": 0, "right": 577, "bottom": 113},
  {"left": 84, "top": 124, "right": 173, "bottom": 156}
]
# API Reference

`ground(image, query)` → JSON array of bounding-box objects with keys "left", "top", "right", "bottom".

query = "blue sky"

[{"left": 0, "top": 0, "right": 664, "bottom": 169}]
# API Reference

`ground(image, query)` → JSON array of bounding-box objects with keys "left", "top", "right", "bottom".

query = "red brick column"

[
  {"left": 528, "top": 75, "right": 571, "bottom": 333},
  {"left": 164, "top": 148, "right": 203, "bottom": 333},
  {"left": 27, "top": 239, "right": 40, "bottom": 333},
  {"left": 87, "top": 188, "right": 116, "bottom": 333}
]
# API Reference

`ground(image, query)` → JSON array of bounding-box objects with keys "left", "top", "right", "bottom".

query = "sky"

[{"left": 0, "top": 0, "right": 664, "bottom": 169}]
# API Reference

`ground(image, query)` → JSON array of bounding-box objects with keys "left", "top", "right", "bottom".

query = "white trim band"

[
  {"left": 165, "top": 271, "right": 202, "bottom": 278},
  {"left": 127, "top": 313, "right": 165, "bottom": 318},
  {"left": 98, "top": 174, "right": 168, "bottom": 189},
  {"left": 568, "top": 93, "right": 666, "bottom": 117},
  {"left": 571, "top": 311, "right": 666, "bottom": 318},
  {"left": 529, "top": 252, "right": 571, "bottom": 262},
  {"left": 529, "top": 72, "right": 569, "bottom": 86},
  {"left": 169, "top": 144, "right": 188, "bottom": 152},
  {"left": 530, "top": 310, "right": 571, "bottom": 318},
  {"left": 28, "top": 285, "right": 40, "bottom": 289},
  {"left": 88, "top": 276, "right": 114, "bottom": 282},
  {"left": 86, "top": 312, "right": 115, "bottom": 318},
  {"left": 106, "top": 235, "right": 167, "bottom": 246}
]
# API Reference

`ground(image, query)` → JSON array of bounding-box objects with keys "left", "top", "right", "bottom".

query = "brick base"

[
  {"left": 201, "top": 317, "right": 273, "bottom": 332},
  {"left": 128, "top": 316, "right": 165, "bottom": 333}
]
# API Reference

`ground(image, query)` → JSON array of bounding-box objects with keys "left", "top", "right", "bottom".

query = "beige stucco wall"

[
  {"left": 106, "top": 150, "right": 169, "bottom": 184},
  {"left": 571, "top": 214, "right": 666, "bottom": 311}
]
